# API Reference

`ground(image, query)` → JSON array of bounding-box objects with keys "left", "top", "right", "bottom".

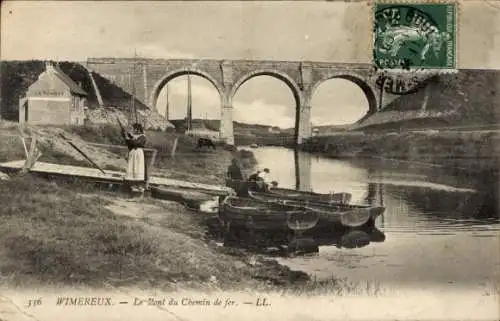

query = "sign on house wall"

[{"left": 30, "top": 90, "right": 66, "bottom": 97}]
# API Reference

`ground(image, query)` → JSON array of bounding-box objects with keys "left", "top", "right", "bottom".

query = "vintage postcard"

[
  {"left": 373, "top": 1, "right": 457, "bottom": 71},
  {"left": 0, "top": 1, "right": 498, "bottom": 320}
]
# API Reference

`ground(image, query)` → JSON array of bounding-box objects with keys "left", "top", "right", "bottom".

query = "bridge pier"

[
  {"left": 219, "top": 96, "right": 234, "bottom": 145},
  {"left": 297, "top": 104, "right": 312, "bottom": 145}
]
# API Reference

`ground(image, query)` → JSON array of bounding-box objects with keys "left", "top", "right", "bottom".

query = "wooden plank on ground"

[
  {"left": 0, "top": 161, "right": 232, "bottom": 194},
  {"left": 59, "top": 133, "right": 107, "bottom": 174}
]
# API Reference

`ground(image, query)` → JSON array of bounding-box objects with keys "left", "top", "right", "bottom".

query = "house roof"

[{"left": 49, "top": 63, "right": 88, "bottom": 96}]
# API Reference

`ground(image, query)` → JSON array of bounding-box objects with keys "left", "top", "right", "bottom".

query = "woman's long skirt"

[{"left": 125, "top": 148, "right": 145, "bottom": 192}]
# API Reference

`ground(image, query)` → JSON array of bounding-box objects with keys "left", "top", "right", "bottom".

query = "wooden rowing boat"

[
  {"left": 220, "top": 196, "right": 319, "bottom": 231},
  {"left": 267, "top": 187, "right": 352, "bottom": 204},
  {"left": 248, "top": 190, "right": 385, "bottom": 228},
  {"left": 224, "top": 179, "right": 351, "bottom": 204}
]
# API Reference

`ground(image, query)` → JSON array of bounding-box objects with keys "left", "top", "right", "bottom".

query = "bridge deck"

[{"left": 0, "top": 160, "right": 232, "bottom": 194}]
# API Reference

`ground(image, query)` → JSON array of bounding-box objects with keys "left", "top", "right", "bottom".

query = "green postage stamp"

[{"left": 373, "top": 1, "right": 457, "bottom": 71}]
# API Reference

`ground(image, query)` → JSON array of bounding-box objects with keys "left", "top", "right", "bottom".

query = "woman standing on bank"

[{"left": 123, "top": 123, "right": 148, "bottom": 196}]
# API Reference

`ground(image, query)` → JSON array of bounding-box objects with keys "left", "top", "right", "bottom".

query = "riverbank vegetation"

[
  {"left": 0, "top": 171, "right": 378, "bottom": 295},
  {"left": 2, "top": 121, "right": 349, "bottom": 293},
  {"left": 302, "top": 131, "right": 499, "bottom": 173}
]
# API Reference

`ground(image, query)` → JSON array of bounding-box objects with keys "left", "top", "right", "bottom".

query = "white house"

[{"left": 19, "top": 62, "right": 88, "bottom": 126}]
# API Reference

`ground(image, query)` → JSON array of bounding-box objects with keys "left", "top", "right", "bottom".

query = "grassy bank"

[
  {"left": 0, "top": 174, "right": 369, "bottom": 294},
  {"left": 2, "top": 122, "right": 342, "bottom": 292},
  {"left": 0, "top": 175, "right": 300, "bottom": 290},
  {"left": 0, "top": 121, "right": 303, "bottom": 291},
  {"left": 302, "top": 131, "right": 499, "bottom": 174}
]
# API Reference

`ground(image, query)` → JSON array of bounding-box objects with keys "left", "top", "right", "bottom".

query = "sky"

[{"left": 2, "top": 1, "right": 500, "bottom": 128}]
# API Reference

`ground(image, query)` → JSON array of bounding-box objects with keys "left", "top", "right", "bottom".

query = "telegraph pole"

[
  {"left": 132, "top": 49, "right": 138, "bottom": 124},
  {"left": 165, "top": 84, "right": 170, "bottom": 120},
  {"left": 186, "top": 73, "right": 192, "bottom": 131}
]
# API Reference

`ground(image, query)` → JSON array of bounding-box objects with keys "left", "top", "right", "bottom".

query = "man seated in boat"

[
  {"left": 247, "top": 170, "right": 261, "bottom": 192},
  {"left": 257, "top": 168, "right": 271, "bottom": 192}
]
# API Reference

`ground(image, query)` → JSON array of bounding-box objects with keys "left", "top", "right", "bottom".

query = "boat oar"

[{"left": 59, "top": 133, "right": 107, "bottom": 175}]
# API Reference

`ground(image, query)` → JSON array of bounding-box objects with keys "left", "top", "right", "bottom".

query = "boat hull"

[
  {"left": 219, "top": 196, "right": 320, "bottom": 249},
  {"left": 248, "top": 191, "right": 385, "bottom": 229},
  {"left": 150, "top": 186, "right": 215, "bottom": 210},
  {"left": 220, "top": 196, "right": 319, "bottom": 231}
]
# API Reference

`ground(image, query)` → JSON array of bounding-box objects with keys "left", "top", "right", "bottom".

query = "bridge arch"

[
  {"left": 229, "top": 69, "right": 304, "bottom": 144},
  {"left": 149, "top": 68, "right": 224, "bottom": 112},
  {"left": 309, "top": 73, "right": 378, "bottom": 116},
  {"left": 229, "top": 69, "right": 303, "bottom": 105}
]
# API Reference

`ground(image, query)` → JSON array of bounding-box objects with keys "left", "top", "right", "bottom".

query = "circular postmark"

[
  {"left": 375, "top": 71, "right": 430, "bottom": 95},
  {"left": 373, "top": 5, "right": 454, "bottom": 70}
]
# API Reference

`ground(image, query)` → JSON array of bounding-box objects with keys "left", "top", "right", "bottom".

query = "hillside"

[
  {"left": 0, "top": 60, "right": 149, "bottom": 121},
  {"left": 355, "top": 69, "right": 500, "bottom": 130},
  {"left": 168, "top": 119, "right": 283, "bottom": 133}
]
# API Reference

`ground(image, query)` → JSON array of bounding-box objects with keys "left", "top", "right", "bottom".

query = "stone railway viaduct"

[{"left": 86, "top": 58, "right": 404, "bottom": 145}]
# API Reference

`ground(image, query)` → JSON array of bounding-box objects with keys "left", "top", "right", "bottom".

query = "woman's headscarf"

[{"left": 132, "top": 123, "right": 144, "bottom": 134}]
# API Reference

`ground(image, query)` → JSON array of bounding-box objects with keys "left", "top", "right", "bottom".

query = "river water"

[{"left": 244, "top": 146, "right": 500, "bottom": 291}]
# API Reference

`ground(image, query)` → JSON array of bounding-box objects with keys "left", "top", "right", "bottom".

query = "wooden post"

[
  {"left": 27, "top": 136, "right": 38, "bottom": 169},
  {"left": 20, "top": 136, "right": 29, "bottom": 160},
  {"left": 146, "top": 149, "right": 157, "bottom": 190},
  {"left": 171, "top": 137, "right": 178, "bottom": 158},
  {"left": 21, "top": 136, "right": 41, "bottom": 173}
]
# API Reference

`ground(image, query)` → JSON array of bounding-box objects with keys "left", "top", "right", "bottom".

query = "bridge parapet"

[{"left": 86, "top": 57, "right": 433, "bottom": 145}]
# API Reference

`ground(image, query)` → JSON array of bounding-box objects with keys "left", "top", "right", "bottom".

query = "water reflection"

[
  {"left": 245, "top": 146, "right": 500, "bottom": 286},
  {"left": 205, "top": 213, "right": 387, "bottom": 255},
  {"left": 249, "top": 146, "right": 499, "bottom": 221},
  {"left": 315, "top": 227, "right": 386, "bottom": 249}
]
